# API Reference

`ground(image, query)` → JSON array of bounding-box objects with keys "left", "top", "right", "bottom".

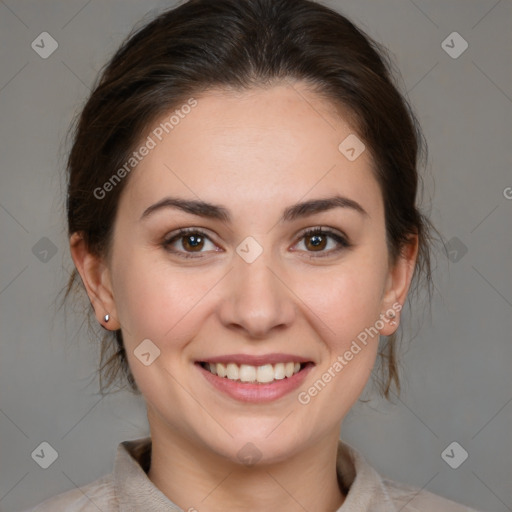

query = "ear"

[
  {"left": 379, "top": 234, "right": 419, "bottom": 336},
  {"left": 69, "top": 232, "right": 120, "bottom": 330}
]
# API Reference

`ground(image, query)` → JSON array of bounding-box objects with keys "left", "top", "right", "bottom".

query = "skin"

[{"left": 70, "top": 81, "right": 418, "bottom": 512}]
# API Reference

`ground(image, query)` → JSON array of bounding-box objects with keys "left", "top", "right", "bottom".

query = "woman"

[{"left": 24, "top": 0, "right": 480, "bottom": 510}]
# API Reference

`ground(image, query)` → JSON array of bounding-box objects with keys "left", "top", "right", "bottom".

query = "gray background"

[{"left": 0, "top": 1, "right": 511, "bottom": 511}]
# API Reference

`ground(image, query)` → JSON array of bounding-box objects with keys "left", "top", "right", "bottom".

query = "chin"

[{"left": 202, "top": 428, "right": 306, "bottom": 467}]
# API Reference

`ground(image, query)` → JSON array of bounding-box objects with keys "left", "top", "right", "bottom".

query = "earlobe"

[
  {"left": 69, "top": 232, "right": 119, "bottom": 330},
  {"left": 379, "top": 235, "right": 419, "bottom": 336}
]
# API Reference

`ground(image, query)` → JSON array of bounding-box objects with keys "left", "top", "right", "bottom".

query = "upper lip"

[{"left": 198, "top": 353, "right": 313, "bottom": 366}]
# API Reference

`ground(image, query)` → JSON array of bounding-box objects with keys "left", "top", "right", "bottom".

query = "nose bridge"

[{"left": 219, "top": 239, "right": 295, "bottom": 337}]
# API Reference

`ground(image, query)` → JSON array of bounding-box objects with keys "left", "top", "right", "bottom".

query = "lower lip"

[{"left": 196, "top": 363, "right": 314, "bottom": 403}]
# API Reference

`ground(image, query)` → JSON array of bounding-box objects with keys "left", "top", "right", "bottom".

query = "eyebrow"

[{"left": 140, "top": 194, "right": 368, "bottom": 223}]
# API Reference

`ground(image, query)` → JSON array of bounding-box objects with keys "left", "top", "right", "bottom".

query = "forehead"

[{"left": 119, "top": 82, "right": 383, "bottom": 221}]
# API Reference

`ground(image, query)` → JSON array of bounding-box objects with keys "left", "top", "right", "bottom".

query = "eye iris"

[
  {"left": 306, "top": 233, "right": 326, "bottom": 251},
  {"left": 183, "top": 234, "right": 204, "bottom": 251}
]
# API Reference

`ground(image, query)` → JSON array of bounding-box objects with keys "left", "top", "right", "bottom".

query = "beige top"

[{"left": 23, "top": 436, "right": 480, "bottom": 511}]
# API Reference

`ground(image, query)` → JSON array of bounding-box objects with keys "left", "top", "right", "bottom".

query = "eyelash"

[{"left": 162, "top": 227, "right": 351, "bottom": 259}]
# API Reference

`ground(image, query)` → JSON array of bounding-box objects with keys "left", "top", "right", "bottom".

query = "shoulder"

[
  {"left": 19, "top": 473, "right": 117, "bottom": 512},
  {"left": 337, "top": 440, "right": 481, "bottom": 512},
  {"left": 382, "top": 477, "right": 481, "bottom": 512}
]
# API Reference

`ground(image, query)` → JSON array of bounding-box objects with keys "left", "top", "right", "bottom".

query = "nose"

[{"left": 217, "top": 245, "right": 296, "bottom": 339}]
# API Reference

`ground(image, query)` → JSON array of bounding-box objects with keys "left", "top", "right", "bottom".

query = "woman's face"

[{"left": 75, "top": 82, "right": 416, "bottom": 464}]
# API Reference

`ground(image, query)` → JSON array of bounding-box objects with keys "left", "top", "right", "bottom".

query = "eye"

[
  {"left": 162, "top": 226, "right": 351, "bottom": 260},
  {"left": 293, "top": 227, "right": 350, "bottom": 257},
  {"left": 162, "top": 228, "right": 219, "bottom": 259}
]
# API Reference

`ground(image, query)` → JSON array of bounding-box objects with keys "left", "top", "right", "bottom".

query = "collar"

[{"left": 114, "top": 436, "right": 397, "bottom": 511}]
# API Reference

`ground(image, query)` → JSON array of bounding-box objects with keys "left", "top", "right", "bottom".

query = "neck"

[{"left": 147, "top": 429, "right": 345, "bottom": 512}]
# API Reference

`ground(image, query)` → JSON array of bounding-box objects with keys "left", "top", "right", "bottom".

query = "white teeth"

[
  {"left": 216, "top": 362, "right": 227, "bottom": 378},
  {"left": 204, "top": 361, "right": 303, "bottom": 383},
  {"left": 239, "top": 364, "right": 256, "bottom": 383},
  {"left": 256, "top": 364, "right": 274, "bottom": 383},
  {"left": 226, "top": 363, "right": 239, "bottom": 380},
  {"left": 274, "top": 363, "right": 285, "bottom": 380}
]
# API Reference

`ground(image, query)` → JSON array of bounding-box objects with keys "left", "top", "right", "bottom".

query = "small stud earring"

[
  {"left": 387, "top": 311, "right": 397, "bottom": 326},
  {"left": 104, "top": 314, "right": 110, "bottom": 323}
]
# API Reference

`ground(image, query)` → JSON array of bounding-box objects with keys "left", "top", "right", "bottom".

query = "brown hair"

[{"left": 64, "top": 0, "right": 437, "bottom": 399}]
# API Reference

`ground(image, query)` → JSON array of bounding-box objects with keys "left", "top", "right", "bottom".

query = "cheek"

[
  {"left": 296, "top": 256, "right": 388, "bottom": 348},
  {"left": 112, "top": 250, "right": 220, "bottom": 347},
  {"left": 295, "top": 263, "right": 386, "bottom": 409},
  {"left": 111, "top": 252, "right": 209, "bottom": 400}
]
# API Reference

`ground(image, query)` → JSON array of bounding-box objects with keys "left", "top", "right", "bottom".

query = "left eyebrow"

[
  {"left": 140, "top": 194, "right": 369, "bottom": 222},
  {"left": 282, "top": 195, "right": 369, "bottom": 222}
]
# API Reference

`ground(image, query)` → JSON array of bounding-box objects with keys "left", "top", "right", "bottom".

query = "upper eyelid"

[
  {"left": 164, "top": 227, "right": 218, "bottom": 243},
  {"left": 297, "top": 226, "right": 347, "bottom": 239}
]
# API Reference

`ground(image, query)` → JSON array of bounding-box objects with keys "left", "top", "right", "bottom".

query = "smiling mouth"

[{"left": 199, "top": 361, "right": 311, "bottom": 384}]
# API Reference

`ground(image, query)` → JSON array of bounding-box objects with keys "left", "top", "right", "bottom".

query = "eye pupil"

[
  {"left": 307, "top": 234, "right": 326, "bottom": 251},
  {"left": 183, "top": 234, "right": 204, "bottom": 251}
]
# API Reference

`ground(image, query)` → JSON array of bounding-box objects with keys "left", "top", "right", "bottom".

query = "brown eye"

[
  {"left": 294, "top": 227, "right": 350, "bottom": 257},
  {"left": 163, "top": 228, "right": 218, "bottom": 259},
  {"left": 181, "top": 233, "right": 205, "bottom": 252},
  {"left": 304, "top": 233, "right": 328, "bottom": 251}
]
